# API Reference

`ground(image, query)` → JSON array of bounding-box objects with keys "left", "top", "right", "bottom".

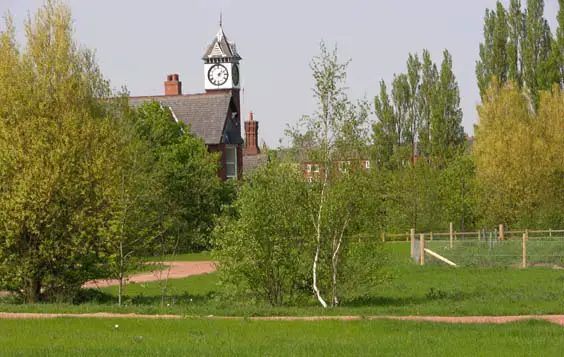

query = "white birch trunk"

[{"left": 331, "top": 217, "right": 349, "bottom": 306}]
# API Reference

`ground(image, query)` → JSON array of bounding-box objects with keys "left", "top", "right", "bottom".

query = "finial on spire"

[{"left": 219, "top": 11, "right": 223, "bottom": 27}]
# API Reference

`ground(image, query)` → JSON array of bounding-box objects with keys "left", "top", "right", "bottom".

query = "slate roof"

[
  {"left": 243, "top": 154, "right": 269, "bottom": 175},
  {"left": 129, "top": 93, "right": 232, "bottom": 145},
  {"left": 202, "top": 26, "right": 242, "bottom": 61}
]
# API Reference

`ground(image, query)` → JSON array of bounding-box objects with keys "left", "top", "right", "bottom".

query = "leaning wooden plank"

[{"left": 424, "top": 249, "right": 457, "bottom": 267}]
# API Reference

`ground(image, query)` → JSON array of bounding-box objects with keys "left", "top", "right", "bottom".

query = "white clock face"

[{"left": 208, "top": 64, "right": 229, "bottom": 86}]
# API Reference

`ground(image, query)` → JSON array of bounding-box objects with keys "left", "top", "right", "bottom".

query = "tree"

[
  {"left": 287, "top": 43, "right": 379, "bottom": 307},
  {"left": 474, "top": 80, "right": 552, "bottom": 227},
  {"left": 105, "top": 102, "right": 226, "bottom": 305},
  {"left": 0, "top": 1, "right": 123, "bottom": 302},
  {"left": 508, "top": 0, "right": 525, "bottom": 86},
  {"left": 476, "top": 2, "right": 510, "bottom": 98},
  {"left": 0, "top": 1, "right": 227, "bottom": 303},
  {"left": 477, "top": 0, "right": 562, "bottom": 106},
  {"left": 213, "top": 161, "right": 314, "bottom": 305},
  {"left": 417, "top": 50, "right": 439, "bottom": 158},
  {"left": 133, "top": 102, "right": 226, "bottom": 253},
  {"left": 373, "top": 81, "right": 399, "bottom": 168},
  {"left": 373, "top": 49, "right": 464, "bottom": 166},
  {"left": 431, "top": 50, "right": 464, "bottom": 164},
  {"left": 556, "top": 0, "right": 564, "bottom": 85}
]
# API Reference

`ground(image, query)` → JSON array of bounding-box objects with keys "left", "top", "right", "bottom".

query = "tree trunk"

[
  {"left": 312, "top": 164, "right": 329, "bottom": 309},
  {"left": 25, "top": 276, "right": 42, "bottom": 303},
  {"left": 312, "top": 240, "right": 327, "bottom": 308},
  {"left": 331, "top": 218, "right": 349, "bottom": 307},
  {"left": 118, "top": 240, "right": 124, "bottom": 306}
]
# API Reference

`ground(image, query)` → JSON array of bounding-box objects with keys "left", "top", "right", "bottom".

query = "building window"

[
  {"left": 312, "top": 164, "right": 320, "bottom": 173},
  {"left": 365, "top": 160, "right": 371, "bottom": 169},
  {"left": 306, "top": 164, "right": 312, "bottom": 173},
  {"left": 226, "top": 145, "right": 237, "bottom": 178}
]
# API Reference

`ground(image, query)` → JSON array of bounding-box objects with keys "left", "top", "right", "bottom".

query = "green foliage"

[
  {"left": 373, "top": 49, "right": 464, "bottom": 168},
  {"left": 0, "top": 1, "right": 228, "bottom": 303},
  {"left": 213, "top": 161, "right": 314, "bottom": 305},
  {"left": 380, "top": 156, "right": 477, "bottom": 233},
  {"left": 0, "top": 1, "right": 124, "bottom": 302},
  {"left": 475, "top": 81, "right": 564, "bottom": 228},
  {"left": 287, "top": 42, "right": 386, "bottom": 307},
  {"left": 372, "top": 50, "right": 470, "bottom": 234},
  {"left": 477, "top": 0, "right": 562, "bottom": 106},
  {"left": 132, "top": 102, "right": 227, "bottom": 252},
  {"left": 558, "top": 0, "right": 564, "bottom": 84}
]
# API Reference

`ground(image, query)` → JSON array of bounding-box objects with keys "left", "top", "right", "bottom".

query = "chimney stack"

[
  {"left": 244, "top": 112, "right": 259, "bottom": 156},
  {"left": 164, "top": 73, "right": 182, "bottom": 96}
]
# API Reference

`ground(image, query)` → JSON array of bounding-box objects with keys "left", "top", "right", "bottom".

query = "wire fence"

[{"left": 399, "top": 226, "right": 564, "bottom": 268}]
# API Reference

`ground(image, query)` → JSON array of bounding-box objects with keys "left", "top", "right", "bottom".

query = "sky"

[{"left": 2, "top": 0, "right": 561, "bottom": 147}]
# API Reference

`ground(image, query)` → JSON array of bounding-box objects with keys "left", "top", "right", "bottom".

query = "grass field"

[
  {"left": 1, "top": 243, "right": 563, "bottom": 317},
  {"left": 145, "top": 251, "right": 213, "bottom": 262},
  {"left": 0, "top": 318, "right": 562, "bottom": 356}
]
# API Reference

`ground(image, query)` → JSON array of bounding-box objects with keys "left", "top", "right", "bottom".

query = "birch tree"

[{"left": 287, "top": 43, "right": 372, "bottom": 307}]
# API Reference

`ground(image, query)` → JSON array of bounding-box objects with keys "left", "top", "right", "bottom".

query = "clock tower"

[
  {"left": 202, "top": 23, "right": 242, "bottom": 92},
  {"left": 201, "top": 20, "right": 243, "bottom": 180}
]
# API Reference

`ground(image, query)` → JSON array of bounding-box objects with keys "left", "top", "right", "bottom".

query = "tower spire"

[{"left": 219, "top": 11, "right": 223, "bottom": 28}]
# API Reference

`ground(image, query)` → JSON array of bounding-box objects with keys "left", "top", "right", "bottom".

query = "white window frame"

[
  {"left": 312, "top": 164, "right": 320, "bottom": 173},
  {"left": 225, "top": 145, "right": 238, "bottom": 179},
  {"left": 365, "top": 160, "right": 371, "bottom": 169}
]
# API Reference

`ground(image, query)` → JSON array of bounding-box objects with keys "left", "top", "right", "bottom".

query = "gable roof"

[
  {"left": 129, "top": 93, "right": 232, "bottom": 145},
  {"left": 202, "top": 26, "right": 241, "bottom": 61}
]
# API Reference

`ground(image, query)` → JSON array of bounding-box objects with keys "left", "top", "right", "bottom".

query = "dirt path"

[
  {"left": 82, "top": 261, "right": 216, "bottom": 288},
  {"left": 0, "top": 312, "right": 562, "bottom": 325}
]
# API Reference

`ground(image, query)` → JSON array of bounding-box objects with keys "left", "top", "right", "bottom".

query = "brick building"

[{"left": 129, "top": 24, "right": 244, "bottom": 180}]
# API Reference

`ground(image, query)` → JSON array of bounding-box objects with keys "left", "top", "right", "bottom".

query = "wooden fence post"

[
  {"left": 430, "top": 232, "right": 434, "bottom": 241},
  {"left": 381, "top": 232, "right": 385, "bottom": 243},
  {"left": 410, "top": 228, "right": 415, "bottom": 258},
  {"left": 499, "top": 224, "right": 504, "bottom": 241},
  {"left": 420, "top": 233, "right": 425, "bottom": 266},
  {"left": 449, "top": 222, "right": 454, "bottom": 249},
  {"left": 522, "top": 230, "right": 528, "bottom": 268}
]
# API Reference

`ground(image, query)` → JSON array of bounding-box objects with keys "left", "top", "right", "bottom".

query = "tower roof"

[{"left": 202, "top": 25, "right": 242, "bottom": 61}]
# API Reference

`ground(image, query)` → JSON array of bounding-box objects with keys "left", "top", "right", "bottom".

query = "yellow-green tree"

[
  {"left": 475, "top": 81, "right": 564, "bottom": 227},
  {"left": 0, "top": 2, "right": 125, "bottom": 302}
]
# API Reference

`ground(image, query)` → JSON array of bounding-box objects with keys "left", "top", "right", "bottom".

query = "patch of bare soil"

[{"left": 82, "top": 261, "right": 217, "bottom": 289}]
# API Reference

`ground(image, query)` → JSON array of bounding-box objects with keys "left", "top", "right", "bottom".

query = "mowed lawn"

[{"left": 0, "top": 318, "right": 562, "bottom": 357}]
